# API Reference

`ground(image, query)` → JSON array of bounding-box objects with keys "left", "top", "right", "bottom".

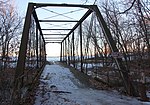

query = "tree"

[
  {"left": 0, "top": 0, "right": 22, "bottom": 69},
  {"left": 0, "top": 0, "right": 22, "bottom": 104},
  {"left": 95, "top": 0, "right": 150, "bottom": 98}
]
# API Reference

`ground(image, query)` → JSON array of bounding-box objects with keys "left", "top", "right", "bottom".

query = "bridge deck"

[{"left": 34, "top": 62, "right": 147, "bottom": 105}]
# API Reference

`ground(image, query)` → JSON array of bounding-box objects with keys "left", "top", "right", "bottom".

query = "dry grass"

[{"left": 0, "top": 68, "right": 15, "bottom": 105}]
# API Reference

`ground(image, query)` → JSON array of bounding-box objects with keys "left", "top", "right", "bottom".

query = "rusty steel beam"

[
  {"left": 63, "top": 41, "right": 65, "bottom": 61},
  {"left": 43, "top": 34, "right": 67, "bottom": 36},
  {"left": 45, "top": 39, "right": 62, "bottom": 41},
  {"left": 32, "top": 10, "right": 45, "bottom": 43},
  {"left": 11, "top": 3, "right": 35, "bottom": 105},
  {"left": 45, "top": 41, "right": 61, "bottom": 43},
  {"left": 39, "top": 35, "right": 42, "bottom": 67},
  {"left": 43, "top": 40, "right": 46, "bottom": 63},
  {"left": 62, "top": 41, "right": 64, "bottom": 61},
  {"left": 80, "top": 24, "right": 83, "bottom": 73},
  {"left": 68, "top": 37, "right": 70, "bottom": 65},
  {"left": 91, "top": 5, "right": 137, "bottom": 96},
  {"left": 33, "top": 3, "right": 95, "bottom": 9},
  {"left": 15, "top": 3, "right": 34, "bottom": 86},
  {"left": 42, "top": 29, "right": 72, "bottom": 30},
  {"left": 72, "top": 32, "right": 75, "bottom": 68},
  {"left": 60, "top": 42, "right": 62, "bottom": 61},
  {"left": 39, "top": 20, "right": 79, "bottom": 22},
  {"left": 36, "top": 24, "right": 39, "bottom": 68},
  {"left": 63, "top": 9, "right": 92, "bottom": 41},
  {"left": 44, "top": 37, "right": 65, "bottom": 39},
  {"left": 65, "top": 40, "right": 67, "bottom": 63}
]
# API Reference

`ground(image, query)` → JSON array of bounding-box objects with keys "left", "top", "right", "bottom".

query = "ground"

[{"left": 34, "top": 61, "right": 150, "bottom": 105}]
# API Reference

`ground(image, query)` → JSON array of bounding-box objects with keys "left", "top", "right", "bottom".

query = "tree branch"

[{"left": 119, "top": 0, "right": 137, "bottom": 14}]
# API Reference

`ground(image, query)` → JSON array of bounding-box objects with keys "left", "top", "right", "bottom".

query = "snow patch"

[{"left": 34, "top": 63, "right": 150, "bottom": 105}]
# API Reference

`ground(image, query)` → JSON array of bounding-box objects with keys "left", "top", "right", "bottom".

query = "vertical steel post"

[
  {"left": 36, "top": 24, "right": 39, "bottom": 68},
  {"left": 63, "top": 41, "right": 64, "bottom": 62},
  {"left": 80, "top": 24, "right": 83, "bottom": 72},
  {"left": 65, "top": 39, "right": 67, "bottom": 63},
  {"left": 62, "top": 41, "right": 63, "bottom": 62},
  {"left": 66, "top": 38, "right": 68, "bottom": 64},
  {"left": 70, "top": 36, "right": 73, "bottom": 63},
  {"left": 68, "top": 37, "right": 70, "bottom": 65},
  {"left": 64, "top": 40, "right": 65, "bottom": 62},
  {"left": 72, "top": 32, "right": 75, "bottom": 68},
  {"left": 41, "top": 41, "right": 44, "bottom": 65},
  {"left": 41, "top": 41, "right": 43, "bottom": 65},
  {"left": 11, "top": 3, "right": 34, "bottom": 105},
  {"left": 43, "top": 41, "right": 46, "bottom": 63},
  {"left": 39, "top": 35, "right": 42, "bottom": 67},
  {"left": 42, "top": 41, "right": 44, "bottom": 64},
  {"left": 70, "top": 35, "right": 73, "bottom": 64},
  {"left": 60, "top": 42, "right": 62, "bottom": 61}
]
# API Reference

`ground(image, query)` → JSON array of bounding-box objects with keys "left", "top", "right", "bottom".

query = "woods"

[
  {"left": 0, "top": 0, "right": 22, "bottom": 104},
  {"left": 61, "top": 0, "right": 150, "bottom": 99},
  {"left": 0, "top": 0, "right": 22, "bottom": 70},
  {"left": 0, "top": 0, "right": 150, "bottom": 104}
]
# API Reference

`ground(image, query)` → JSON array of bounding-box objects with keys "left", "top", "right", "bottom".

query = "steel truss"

[{"left": 11, "top": 3, "right": 137, "bottom": 105}]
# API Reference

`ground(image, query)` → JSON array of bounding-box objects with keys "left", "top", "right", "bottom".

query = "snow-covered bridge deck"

[{"left": 34, "top": 62, "right": 150, "bottom": 105}]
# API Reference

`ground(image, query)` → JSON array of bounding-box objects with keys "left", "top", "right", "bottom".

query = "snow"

[
  {"left": 34, "top": 62, "right": 150, "bottom": 105},
  {"left": 47, "top": 57, "right": 60, "bottom": 62}
]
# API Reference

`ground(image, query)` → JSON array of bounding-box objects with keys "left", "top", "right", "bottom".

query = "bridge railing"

[
  {"left": 23, "top": 15, "right": 46, "bottom": 86},
  {"left": 60, "top": 5, "right": 150, "bottom": 98},
  {"left": 61, "top": 12, "right": 120, "bottom": 86},
  {"left": 10, "top": 3, "right": 46, "bottom": 105}
]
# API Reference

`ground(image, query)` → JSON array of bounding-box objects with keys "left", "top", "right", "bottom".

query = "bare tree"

[
  {"left": 0, "top": 0, "right": 22, "bottom": 104},
  {"left": 96, "top": 0, "right": 150, "bottom": 98},
  {"left": 0, "top": 0, "right": 22, "bottom": 69}
]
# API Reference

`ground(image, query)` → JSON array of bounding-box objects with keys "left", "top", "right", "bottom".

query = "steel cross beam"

[
  {"left": 33, "top": 3, "right": 94, "bottom": 9},
  {"left": 45, "top": 42, "right": 61, "bottom": 43},
  {"left": 44, "top": 37, "right": 65, "bottom": 39},
  {"left": 41, "top": 29, "right": 72, "bottom": 30},
  {"left": 45, "top": 40, "right": 62, "bottom": 41},
  {"left": 62, "top": 9, "right": 93, "bottom": 42},
  {"left": 43, "top": 34, "right": 67, "bottom": 36},
  {"left": 39, "top": 20, "right": 79, "bottom": 22}
]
